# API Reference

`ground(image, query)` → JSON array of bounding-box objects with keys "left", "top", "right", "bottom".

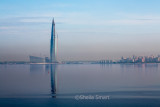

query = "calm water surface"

[{"left": 0, "top": 63, "right": 160, "bottom": 99}]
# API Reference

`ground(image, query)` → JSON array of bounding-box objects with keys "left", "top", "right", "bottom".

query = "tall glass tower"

[{"left": 50, "top": 18, "right": 57, "bottom": 63}]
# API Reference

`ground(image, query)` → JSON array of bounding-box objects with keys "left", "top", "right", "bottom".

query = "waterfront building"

[{"left": 29, "top": 56, "right": 45, "bottom": 63}]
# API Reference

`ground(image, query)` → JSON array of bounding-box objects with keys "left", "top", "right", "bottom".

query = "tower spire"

[
  {"left": 52, "top": 18, "right": 55, "bottom": 24},
  {"left": 50, "top": 18, "right": 58, "bottom": 63}
]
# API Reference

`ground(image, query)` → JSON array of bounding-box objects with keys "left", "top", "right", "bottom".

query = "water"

[{"left": 0, "top": 64, "right": 160, "bottom": 106}]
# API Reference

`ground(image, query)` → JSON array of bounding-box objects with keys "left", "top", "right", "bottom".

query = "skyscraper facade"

[{"left": 50, "top": 18, "right": 58, "bottom": 63}]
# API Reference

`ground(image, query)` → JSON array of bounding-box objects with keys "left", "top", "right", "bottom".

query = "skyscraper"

[{"left": 50, "top": 18, "right": 58, "bottom": 63}]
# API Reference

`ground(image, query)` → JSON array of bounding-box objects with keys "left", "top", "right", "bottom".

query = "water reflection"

[
  {"left": 30, "top": 64, "right": 57, "bottom": 98},
  {"left": 50, "top": 64, "right": 57, "bottom": 98},
  {"left": 30, "top": 64, "right": 45, "bottom": 72},
  {"left": 27, "top": 63, "right": 160, "bottom": 98}
]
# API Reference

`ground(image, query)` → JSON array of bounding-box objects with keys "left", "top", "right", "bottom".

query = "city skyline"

[{"left": 1, "top": 0, "right": 160, "bottom": 61}]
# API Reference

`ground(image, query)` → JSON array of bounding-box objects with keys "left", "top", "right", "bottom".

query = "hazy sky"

[{"left": 1, "top": 0, "right": 160, "bottom": 61}]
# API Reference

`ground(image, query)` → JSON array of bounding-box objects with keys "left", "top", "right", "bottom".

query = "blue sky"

[{"left": 1, "top": 0, "right": 160, "bottom": 61}]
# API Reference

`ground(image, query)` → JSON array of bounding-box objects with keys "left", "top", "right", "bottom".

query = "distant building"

[
  {"left": 120, "top": 57, "right": 133, "bottom": 63},
  {"left": 155, "top": 57, "right": 160, "bottom": 62},
  {"left": 99, "top": 60, "right": 113, "bottom": 64},
  {"left": 133, "top": 56, "right": 138, "bottom": 62},
  {"left": 45, "top": 57, "right": 50, "bottom": 63},
  {"left": 137, "top": 56, "right": 145, "bottom": 63},
  {"left": 29, "top": 56, "right": 45, "bottom": 63}
]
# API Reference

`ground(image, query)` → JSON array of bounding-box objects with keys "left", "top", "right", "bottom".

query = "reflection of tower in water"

[{"left": 50, "top": 64, "right": 57, "bottom": 98}]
